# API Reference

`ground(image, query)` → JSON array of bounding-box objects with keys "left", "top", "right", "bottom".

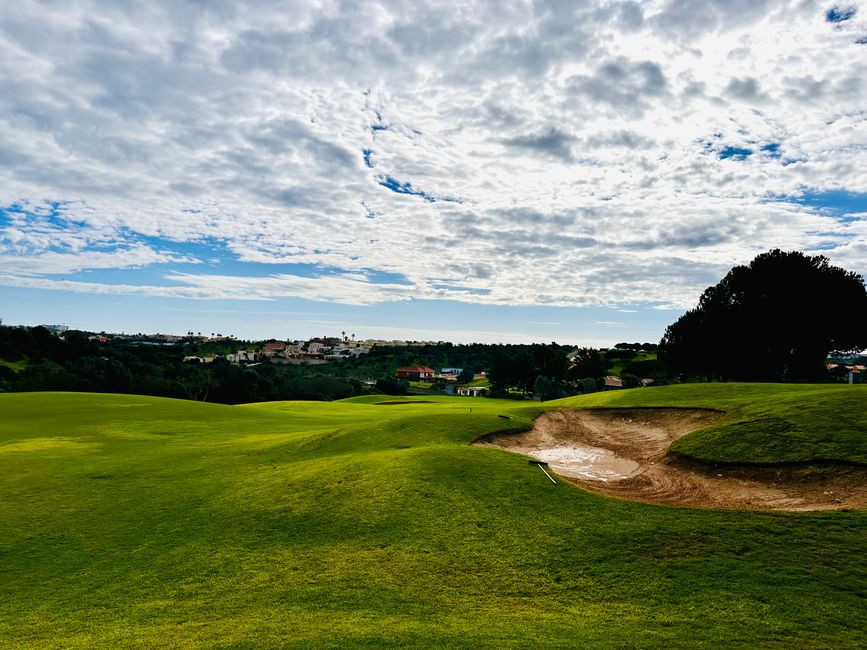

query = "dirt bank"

[{"left": 476, "top": 408, "right": 867, "bottom": 511}]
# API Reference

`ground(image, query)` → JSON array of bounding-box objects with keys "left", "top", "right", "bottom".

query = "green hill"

[{"left": 1, "top": 388, "right": 866, "bottom": 647}]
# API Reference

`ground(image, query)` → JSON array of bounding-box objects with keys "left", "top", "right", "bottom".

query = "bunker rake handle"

[{"left": 529, "top": 460, "right": 556, "bottom": 484}]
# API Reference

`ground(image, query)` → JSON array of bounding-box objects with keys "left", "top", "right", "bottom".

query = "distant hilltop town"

[
  {"left": 183, "top": 336, "right": 384, "bottom": 366},
  {"left": 16, "top": 324, "right": 440, "bottom": 367}
]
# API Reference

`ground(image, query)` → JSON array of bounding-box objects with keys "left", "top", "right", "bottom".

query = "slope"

[{"left": 0, "top": 390, "right": 864, "bottom": 647}]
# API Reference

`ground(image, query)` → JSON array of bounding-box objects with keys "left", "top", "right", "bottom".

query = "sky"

[{"left": 1, "top": 0, "right": 866, "bottom": 345}]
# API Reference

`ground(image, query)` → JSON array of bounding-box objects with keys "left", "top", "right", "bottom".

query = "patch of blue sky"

[
  {"left": 378, "top": 176, "right": 437, "bottom": 202},
  {"left": 0, "top": 200, "right": 71, "bottom": 224},
  {"left": 362, "top": 149, "right": 374, "bottom": 168},
  {"left": 72, "top": 256, "right": 414, "bottom": 294},
  {"left": 761, "top": 143, "right": 781, "bottom": 158},
  {"left": 718, "top": 146, "right": 753, "bottom": 160},
  {"left": 766, "top": 190, "right": 867, "bottom": 222},
  {"left": 72, "top": 266, "right": 186, "bottom": 285},
  {"left": 377, "top": 175, "right": 460, "bottom": 203},
  {"left": 812, "top": 241, "right": 847, "bottom": 251},
  {"left": 364, "top": 269, "right": 413, "bottom": 286},
  {"left": 792, "top": 190, "right": 867, "bottom": 218},
  {"left": 826, "top": 5, "right": 857, "bottom": 22}
]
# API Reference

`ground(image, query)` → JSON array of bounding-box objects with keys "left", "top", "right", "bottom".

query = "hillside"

[{"left": 1, "top": 389, "right": 866, "bottom": 647}]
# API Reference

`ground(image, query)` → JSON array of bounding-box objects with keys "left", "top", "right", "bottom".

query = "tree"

[
  {"left": 534, "top": 375, "right": 556, "bottom": 401},
  {"left": 176, "top": 365, "right": 217, "bottom": 401},
  {"left": 659, "top": 250, "right": 867, "bottom": 381},
  {"left": 375, "top": 377, "right": 408, "bottom": 395},
  {"left": 457, "top": 368, "right": 475, "bottom": 385},
  {"left": 488, "top": 349, "right": 532, "bottom": 394},
  {"left": 567, "top": 348, "right": 610, "bottom": 380}
]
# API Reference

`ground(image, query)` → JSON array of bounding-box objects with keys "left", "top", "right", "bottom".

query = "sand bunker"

[{"left": 476, "top": 408, "right": 867, "bottom": 511}]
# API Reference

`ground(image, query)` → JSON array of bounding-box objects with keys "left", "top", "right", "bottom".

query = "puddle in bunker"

[{"left": 527, "top": 444, "right": 642, "bottom": 482}]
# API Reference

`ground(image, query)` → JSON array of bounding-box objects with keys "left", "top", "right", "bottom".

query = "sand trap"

[
  {"left": 530, "top": 445, "right": 641, "bottom": 482},
  {"left": 476, "top": 408, "right": 867, "bottom": 511}
]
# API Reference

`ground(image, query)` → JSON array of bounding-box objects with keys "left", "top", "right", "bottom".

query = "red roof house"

[
  {"left": 262, "top": 342, "right": 288, "bottom": 356},
  {"left": 396, "top": 365, "right": 435, "bottom": 381}
]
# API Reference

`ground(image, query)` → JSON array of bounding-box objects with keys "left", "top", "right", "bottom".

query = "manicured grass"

[
  {"left": 1, "top": 388, "right": 865, "bottom": 647},
  {"left": 608, "top": 351, "right": 657, "bottom": 376},
  {"left": 554, "top": 383, "right": 867, "bottom": 464}
]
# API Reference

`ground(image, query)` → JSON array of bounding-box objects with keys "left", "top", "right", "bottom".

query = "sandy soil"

[{"left": 476, "top": 408, "right": 867, "bottom": 511}]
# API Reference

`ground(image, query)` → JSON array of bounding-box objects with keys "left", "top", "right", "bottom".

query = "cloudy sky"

[{"left": 1, "top": 0, "right": 865, "bottom": 344}]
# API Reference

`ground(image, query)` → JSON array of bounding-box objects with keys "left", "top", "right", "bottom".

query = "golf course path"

[{"left": 477, "top": 408, "right": 867, "bottom": 511}]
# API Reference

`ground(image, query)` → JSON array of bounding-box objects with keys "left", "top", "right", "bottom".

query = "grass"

[
  {"left": 607, "top": 350, "right": 656, "bottom": 376},
  {"left": 0, "top": 387, "right": 865, "bottom": 647},
  {"left": 0, "top": 357, "right": 27, "bottom": 373}
]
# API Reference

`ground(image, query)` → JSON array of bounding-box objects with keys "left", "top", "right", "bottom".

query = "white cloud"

[{"left": 0, "top": 0, "right": 865, "bottom": 313}]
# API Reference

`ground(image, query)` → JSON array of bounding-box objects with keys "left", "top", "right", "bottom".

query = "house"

[
  {"left": 603, "top": 376, "right": 623, "bottom": 390},
  {"left": 457, "top": 386, "right": 488, "bottom": 397},
  {"left": 184, "top": 355, "right": 216, "bottom": 364},
  {"left": 261, "top": 342, "right": 288, "bottom": 357},
  {"left": 226, "top": 350, "right": 257, "bottom": 363},
  {"left": 307, "top": 339, "right": 329, "bottom": 354},
  {"left": 396, "top": 365, "right": 435, "bottom": 381}
]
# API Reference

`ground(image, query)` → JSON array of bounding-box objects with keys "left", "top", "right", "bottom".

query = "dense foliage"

[
  {"left": 0, "top": 327, "right": 364, "bottom": 403},
  {"left": 0, "top": 328, "right": 616, "bottom": 402},
  {"left": 659, "top": 250, "right": 867, "bottom": 381}
]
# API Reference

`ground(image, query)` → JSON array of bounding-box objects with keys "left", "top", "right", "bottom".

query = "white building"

[{"left": 226, "top": 350, "right": 257, "bottom": 363}]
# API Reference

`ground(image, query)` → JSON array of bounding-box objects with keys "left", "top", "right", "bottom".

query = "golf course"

[{"left": 2, "top": 384, "right": 866, "bottom": 647}]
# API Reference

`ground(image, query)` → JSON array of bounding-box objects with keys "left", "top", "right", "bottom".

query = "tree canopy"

[{"left": 659, "top": 250, "right": 867, "bottom": 380}]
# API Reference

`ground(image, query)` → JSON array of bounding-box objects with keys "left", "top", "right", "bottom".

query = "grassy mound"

[
  {"left": 1, "top": 389, "right": 866, "bottom": 647},
  {"left": 554, "top": 383, "right": 867, "bottom": 464}
]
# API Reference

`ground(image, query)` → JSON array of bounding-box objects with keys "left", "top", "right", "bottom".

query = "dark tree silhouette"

[
  {"left": 659, "top": 250, "right": 867, "bottom": 380},
  {"left": 567, "top": 348, "right": 611, "bottom": 380}
]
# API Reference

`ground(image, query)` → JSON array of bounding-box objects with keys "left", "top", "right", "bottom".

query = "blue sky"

[{"left": 1, "top": 1, "right": 866, "bottom": 344}]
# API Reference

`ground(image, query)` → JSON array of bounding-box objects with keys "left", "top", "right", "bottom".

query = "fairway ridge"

[
  {"left": 479, "top": 407, "right": 867, "bottom": 511},
  {"left": 2, "top": 388, "right": 867, "bottom": 647}
]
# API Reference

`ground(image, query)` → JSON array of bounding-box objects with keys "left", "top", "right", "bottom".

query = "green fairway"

[
  {"left": 607, "top": 350, "right": 657, "bottom": 376},
  {"left": 1, "top": 387, "right": 866, "bottom": 647}
]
